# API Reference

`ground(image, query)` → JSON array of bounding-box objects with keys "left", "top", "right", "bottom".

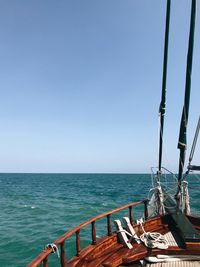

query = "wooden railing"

[{"left": 27, "top": 199, "right": 148, "bottom": 267}]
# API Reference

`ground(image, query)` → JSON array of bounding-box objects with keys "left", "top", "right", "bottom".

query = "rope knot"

[{"left": 45, "top": 243, "right": 60, "bottom": 258}]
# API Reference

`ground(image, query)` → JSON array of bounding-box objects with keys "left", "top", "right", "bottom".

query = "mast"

[
  {"left": 158, "top": 0, "right": 171, "bottom": 175},
  {"left": 177, "top": 0, "right": 196, "bottom": 187}
]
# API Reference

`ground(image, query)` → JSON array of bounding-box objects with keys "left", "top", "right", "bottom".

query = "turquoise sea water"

[{"left": 0, "top": 173, "right": 200, "bottom": 267}]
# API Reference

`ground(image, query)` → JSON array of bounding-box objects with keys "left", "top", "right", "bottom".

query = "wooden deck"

[
  {"left": 121, "top": 263, "right": 200, "bottom": 267},
  {"left": 146, "top": 262, "right": 200, "bottom": 267},
  {"left": 66, "top": 216, "right": 200, "bottom": 267},
  {"left": 27, "top": 200, "right": 200, "bottom": 267}
]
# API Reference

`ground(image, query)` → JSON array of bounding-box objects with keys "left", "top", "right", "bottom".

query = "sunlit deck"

[{"left": 66, "top": 216, "right": 200, "bottom": 267}]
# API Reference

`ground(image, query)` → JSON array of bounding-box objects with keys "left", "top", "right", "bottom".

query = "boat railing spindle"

[
  {"left": 43, "top": 257, "right": 48, "bottom": 267},
  {"left": 76, "top": 230, "right": 81, "bottom": 256},
  {"left": 60, "top": 241, "right": 67, "bottom": 267},
  {"left": 144, "top": 199, "right": 149, "bottom": 220},
  {"left": 107, "top": 214, "right": 112, "bottom": 236},
  {"left": 91, "top": 221, "right": 97, "bottom": 244},
  {"left": 129, "top": 206, "right": 133, "bottom": 225}
]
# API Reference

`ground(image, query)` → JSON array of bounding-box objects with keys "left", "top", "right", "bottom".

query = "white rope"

[
  {"left": 45, "top": 243, "right": 60, "bottom": 258},
  {"left": 138, "top": 219, "right": 168, "bottom": 250},
  {"left": 146, "top": 255, "right": 200, "bottom": 263},
  {"left": 182, "top": 181, "right": 190, "bottom": 215},
  {"left": 156, "top": 185, "right": 166, "bottom": 215},
  {"left": 116, "top": 229, "right": 141, "bottom": 244},
  {"left": 149, "top": 167, "right": 186, "bottom": 216},
  {"left": 148, "top": 181, "right": 178, "bottom": 215}
]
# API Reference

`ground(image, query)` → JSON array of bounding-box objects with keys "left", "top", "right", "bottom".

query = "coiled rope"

[{"left": 138, "top": 220, "right": 168, "bottom": 249}]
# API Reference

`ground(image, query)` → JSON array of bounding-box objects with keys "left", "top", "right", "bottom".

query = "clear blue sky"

[{"left": 0, "top": 0, "right": 199, "bottom": 173}]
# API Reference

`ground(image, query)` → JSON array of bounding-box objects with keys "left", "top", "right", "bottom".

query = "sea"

[{"left": 0, "top": 173, "right": 200, "bottom": 267}]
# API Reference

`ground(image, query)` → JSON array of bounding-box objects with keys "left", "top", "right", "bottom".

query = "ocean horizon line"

[{"left": 0, "top": 171, "right": 151, "bottom": 175}]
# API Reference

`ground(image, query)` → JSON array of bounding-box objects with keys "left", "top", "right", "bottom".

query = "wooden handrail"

[{"left": 27, "top": 199, "right": 147, "bottom": 267}]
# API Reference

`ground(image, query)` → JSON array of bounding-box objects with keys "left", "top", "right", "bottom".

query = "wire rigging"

[{"left": 189, "top": 116, "right": 200, "bottom": 165}]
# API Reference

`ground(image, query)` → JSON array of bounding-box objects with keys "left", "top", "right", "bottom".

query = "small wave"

[{"left": 23, "top": 204, "right": 36, "bottom": 209}]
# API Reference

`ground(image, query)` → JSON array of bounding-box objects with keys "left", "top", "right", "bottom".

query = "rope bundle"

[{"left": 139, "top": 220, "right": 168, "bottom": 249}]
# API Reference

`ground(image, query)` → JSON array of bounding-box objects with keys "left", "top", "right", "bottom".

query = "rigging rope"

[
  {"left": 188, "top": 116, "right": 200, "bottom": 167},
  {"left": 138, "top": 219, "right": 168, "bottom": 249}
]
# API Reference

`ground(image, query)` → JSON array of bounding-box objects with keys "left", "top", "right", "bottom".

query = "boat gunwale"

[{"left": 27, "top": 199, "right": 148, "bottom": 267}]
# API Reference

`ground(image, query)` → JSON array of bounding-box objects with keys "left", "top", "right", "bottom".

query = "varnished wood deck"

[
  {"left": 120, "top": 264, "right": 200, "bottom": 267},
  {"left": 66, "top": 216, "right": 200, "bottom": 267},
  {"left": 27, "top": 200, "right": 200, "bottom": 267},
  {"left": 147, "top": 262, "right": 200, "bottom": 267}
]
